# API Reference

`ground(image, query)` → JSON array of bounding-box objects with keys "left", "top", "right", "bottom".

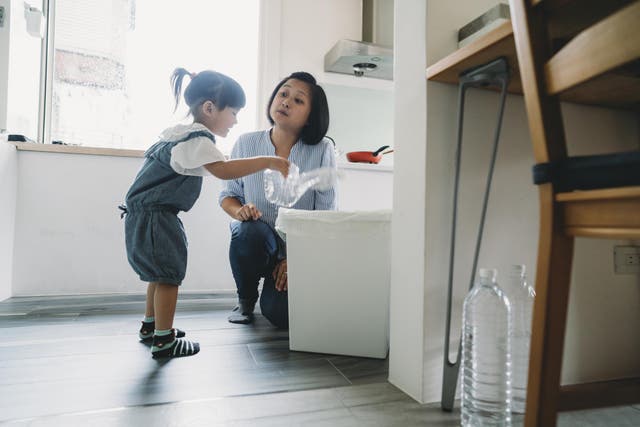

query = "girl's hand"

[
  {"left": 234, "top": 203, "right": 262, "bottom": 221},
  {"left": 273, "top": 259, "right": 288, "bottom": 292},
  {"left": 268, "top": 157, "right": 290, "bottom": 178}
]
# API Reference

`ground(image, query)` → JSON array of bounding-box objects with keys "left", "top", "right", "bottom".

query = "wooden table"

[{"left": 426, "top": 18, "right": 640, "bottom": 110}]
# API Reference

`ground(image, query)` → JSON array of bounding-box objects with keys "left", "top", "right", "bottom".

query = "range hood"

[
  {"left": 324, "top": 40, "right": 393, "bottom": 80},
  {"left": 324, "top": 0, "right": 394, "bottom": 80}
]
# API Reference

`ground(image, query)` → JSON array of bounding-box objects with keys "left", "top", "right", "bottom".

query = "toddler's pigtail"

[{"left": 170, "top": 68, "right": 192, "bottom": 112}]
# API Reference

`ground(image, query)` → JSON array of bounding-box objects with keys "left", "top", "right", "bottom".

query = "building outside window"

[{"left": 49, "top": 0, "right": 260, "bottom": 153}]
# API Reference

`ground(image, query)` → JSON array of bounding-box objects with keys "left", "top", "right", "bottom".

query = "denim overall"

[{"left": 121, "top": 131, "right": 215, "bottom": 285}]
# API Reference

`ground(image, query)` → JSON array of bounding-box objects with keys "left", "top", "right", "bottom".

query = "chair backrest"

[{"left": 510, "top": 0, "right": 640, "bottom": 167}]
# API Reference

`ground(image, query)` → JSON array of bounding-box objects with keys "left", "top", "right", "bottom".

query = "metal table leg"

[{"left": 441, "top": 57, "right": 510, "bottom": 412}]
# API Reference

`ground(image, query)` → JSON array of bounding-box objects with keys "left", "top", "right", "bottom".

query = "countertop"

[{"left": 7, "top": 141, "right": 394, "bottom": 172}]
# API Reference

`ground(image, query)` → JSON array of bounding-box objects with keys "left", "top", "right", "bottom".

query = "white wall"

[
  {"left": 11, "top": 151, "right": 231, "bottom": 295},
  {"left": 9, "top": 149, "right": 392, "bottom": 296},
  {"left": 257, "top": 0, "right": 362, "bottom": 130},
  {"left": 0, "top": 141, "right": 17, "bottom": 301},
  {"left": 388, "top": 0, "right": 427, "bottom": 402},
  {"left": 324, "top": 84, "right": 394, "bottom": 163},
  {"left": 278, "top": 0, "right": 361, "bottom": 82},
  {"left": 420, "top": 0, "right": 640, "bottom": 403}
]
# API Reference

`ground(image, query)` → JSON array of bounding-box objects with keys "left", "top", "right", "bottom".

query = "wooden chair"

[{"left": 508, "top": 0, "right": 640, "bottom": 426}]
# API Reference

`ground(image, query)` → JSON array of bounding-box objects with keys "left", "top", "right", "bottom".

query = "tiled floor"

[{"left": 0, "top": 293, "right": 638, "bottom": 426}]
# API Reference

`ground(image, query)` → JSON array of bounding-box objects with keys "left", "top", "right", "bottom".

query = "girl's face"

[
  {"left": 269, "top": 79, "right": 312, "bottom": 133},
  {"left": 201, "top": 101, "right": 239, "bottom": 137}
]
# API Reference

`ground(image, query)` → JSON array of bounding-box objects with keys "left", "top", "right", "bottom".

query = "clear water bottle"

[
  {"left": 461, "top": 268, "right": 512, "bottom": 427},
  {"left": 503, "top": 265, "right": 535, "bottom": 414},
  {"left": 264, "top": 162, "right": 338, "bottom": 207}
]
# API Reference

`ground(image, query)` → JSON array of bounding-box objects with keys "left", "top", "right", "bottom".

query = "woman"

[{"left": 219, "top": 71, "right": 338, "bottom": 328}]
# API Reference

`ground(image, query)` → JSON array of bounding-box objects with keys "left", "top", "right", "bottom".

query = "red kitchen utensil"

[{"left": 346, "top": 145, "right": 393, "bottom": 164}]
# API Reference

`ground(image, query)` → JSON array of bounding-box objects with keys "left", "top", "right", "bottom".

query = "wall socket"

[
  {"left": 614, "top": 245, "right": 640, "bottom": 274},
  {"left": 0, "top": 6, "right": 5, "bottom": 28}
]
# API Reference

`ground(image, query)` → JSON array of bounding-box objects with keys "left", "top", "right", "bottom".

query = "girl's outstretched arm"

[{"left": 205, "top": 156, "right": 289, "bottom": 180}]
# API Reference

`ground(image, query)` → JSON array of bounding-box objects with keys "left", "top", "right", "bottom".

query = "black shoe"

[
  {"left": 139, "top": 321, "right": 185, "bottom": 342},
  {"left": 151, "top": 330, "right": 200, "bottom": 359},
  {"left": 228, "top": 299, "right": 256, "bottom": 324}
]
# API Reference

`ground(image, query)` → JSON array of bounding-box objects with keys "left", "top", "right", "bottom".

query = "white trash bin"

[{"left": 276, "top": 208, "right": 392, "bottom": 359}]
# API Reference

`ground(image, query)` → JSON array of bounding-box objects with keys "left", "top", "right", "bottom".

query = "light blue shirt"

[{"left": 219, "top": 130, "right": 338, "bottom": 228}]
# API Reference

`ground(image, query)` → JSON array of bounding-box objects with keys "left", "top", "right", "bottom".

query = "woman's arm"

[
  {"left": 217, "top": 136, "right": 269, "bottom": 221},
  {"left": 205, "top": 156, "right": 289, "bottom": 180}
]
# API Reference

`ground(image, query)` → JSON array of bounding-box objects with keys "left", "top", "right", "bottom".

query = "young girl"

[
  {"left": 122, "top": 68, "right": 289, "bottom": 359},
  {"left": 219, "top": 71, "right": 338, "bottom": 328}
]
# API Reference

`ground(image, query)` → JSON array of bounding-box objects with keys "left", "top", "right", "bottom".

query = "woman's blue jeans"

[{"left": 229, "top": 220, "right": 288, "bottom": 328}]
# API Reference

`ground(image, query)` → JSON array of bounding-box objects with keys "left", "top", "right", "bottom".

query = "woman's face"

[{"left": 269, "top": 79, "right": 312, "bottom": 132}]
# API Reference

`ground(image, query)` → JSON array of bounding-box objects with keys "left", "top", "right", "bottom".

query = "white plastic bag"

[{"left": 276, "top": 208, "right": 392, "bottom": 240}]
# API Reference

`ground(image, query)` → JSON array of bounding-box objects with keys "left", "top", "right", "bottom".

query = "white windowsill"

[{"left": 10, "top": 141, "right": 144, "bottom": 158}]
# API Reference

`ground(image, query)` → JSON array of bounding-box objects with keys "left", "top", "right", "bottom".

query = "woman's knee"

[
  {"left": 231, "top": 221, "right": 271, "bottom": 245},
  {"left": 230, "top": 221, "right": 277, "bottom": 258}
]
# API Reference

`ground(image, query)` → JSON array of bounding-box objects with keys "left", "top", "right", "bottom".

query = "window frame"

[
  {"left": 38, "top": 0, "right": 54, "bottom": 145},
  {"left": 37, "top": 0, "right": 281, "bottom": 150}
]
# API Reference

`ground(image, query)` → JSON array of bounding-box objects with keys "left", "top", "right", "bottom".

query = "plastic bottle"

[
  {"left": 503, "top": 265, "right": 535, "bottom": 414},
  {"left": 264, "top": 162, "right": 338, "bottom": 207},
  {"left": 461, "top": 268, "right": 512, "bottom": 427}
]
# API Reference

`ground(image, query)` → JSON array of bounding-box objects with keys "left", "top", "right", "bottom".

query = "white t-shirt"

[{"left": 164, "top": 123, "right": 226, "bottom": 176}]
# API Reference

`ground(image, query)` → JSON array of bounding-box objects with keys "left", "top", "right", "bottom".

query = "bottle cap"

[
  {"left": 478, "top": 268, "right": 497, "bottom": 281},
  {"left": 511, "top": 264, "right": 526, "bottom": 275}
]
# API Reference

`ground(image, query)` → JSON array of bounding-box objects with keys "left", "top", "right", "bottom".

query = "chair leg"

[{"left": 525, "top": 188, "right": 575, "bottom": 427}]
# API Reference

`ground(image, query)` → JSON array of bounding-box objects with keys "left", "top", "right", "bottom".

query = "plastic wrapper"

[{"left": 264, "top": 163, "right": 338, "bottom": 207}]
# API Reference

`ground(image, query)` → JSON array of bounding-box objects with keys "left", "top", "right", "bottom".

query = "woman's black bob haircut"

[
  {"left": 171, "top": 68, "right": 246, "bottom": 116},
  {"left": 266, "top": 72, "right": 329, "bottom": 145}
]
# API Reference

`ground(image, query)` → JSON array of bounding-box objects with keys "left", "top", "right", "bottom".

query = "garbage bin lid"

[{"left": 276, "top": 208, "right": 391, "bottom": 239}]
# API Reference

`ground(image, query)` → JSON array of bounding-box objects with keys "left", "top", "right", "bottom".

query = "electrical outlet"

[
  {"left": 614, "top": 245, "right": 640, "bottom": 274},
  {"left": 0, "top": 6, "right": 5, "bottom": 28}
]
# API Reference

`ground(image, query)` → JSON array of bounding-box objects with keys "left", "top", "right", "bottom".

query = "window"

[
  {"left": 2, "top": 2, "right": 42, "bottom": 140},
  {"left": 47, "top": 0, "right": 260, "bottom": 153}
]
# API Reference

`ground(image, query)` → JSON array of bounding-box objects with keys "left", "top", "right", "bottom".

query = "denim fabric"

[
  {"left": 229, "top": 220, "right": 288, "bottom": 328},
  {"left": 125, "top": 209, "right": 187, "bottom": 285},
  {"left": 122, "top": 126, "right": 217, "bottom": 285},
  {"left": 125, "top": 133, "right": 214, "bottom": 213}
]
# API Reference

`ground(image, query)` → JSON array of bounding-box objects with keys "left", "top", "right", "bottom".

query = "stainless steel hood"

[
  {"left": 324, "top": 39, "right": 393, "bottom": 80},
  {"left": 324, "top": 0, "right": 394, "bottom": 80}
]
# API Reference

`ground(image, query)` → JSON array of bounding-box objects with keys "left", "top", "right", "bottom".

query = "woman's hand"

[
  {"left": 268, "top": 157, "right": 290, "bottom": 178},
  {"left": 273, "top": 259, "right": 288, "bottom": 292},
  {"left": 234, "top": 203, "right": 262, "bottom": 221}
]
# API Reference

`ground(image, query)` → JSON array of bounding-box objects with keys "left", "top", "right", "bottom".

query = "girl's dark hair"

[
  {"left": 171, "top": 68, "right": 246, "bottom": 116},
  {"left": 267, "top": 72, "right": 329, "bottom": 145}
]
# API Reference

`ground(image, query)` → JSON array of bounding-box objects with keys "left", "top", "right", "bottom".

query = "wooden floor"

[{"left": 0, "top": 293, "right": 638, "bottom": 426}]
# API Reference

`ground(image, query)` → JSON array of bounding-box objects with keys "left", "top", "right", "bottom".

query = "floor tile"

[{"left": 0, "top": 294, "right": 637, "bottom": 426}]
